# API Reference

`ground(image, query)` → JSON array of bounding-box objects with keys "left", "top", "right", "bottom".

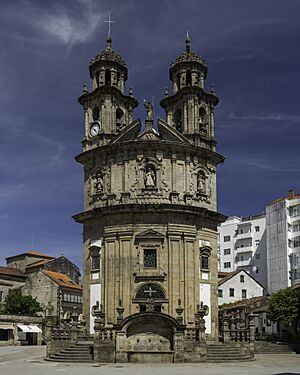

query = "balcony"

[
  {"left": 235, "top": 245, "right": 253, "bottom": 254},
  {"left": 235, "top": 231, "right": 253, "bottom": 240}
]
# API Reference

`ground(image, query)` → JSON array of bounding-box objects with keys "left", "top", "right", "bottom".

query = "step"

[
  {"left": 46, "top": 357, "right": 93, "bottom": 363},
  {"left": 51, "top": 354, "right": 92, "bottom": 359}
]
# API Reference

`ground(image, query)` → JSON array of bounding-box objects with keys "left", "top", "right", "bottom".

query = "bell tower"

[
  {"left": 160, "top": 33, "right": 218, "bottom": 150},
  {"left": 78, "top": 27, "right": 138, "bottom": 150}
]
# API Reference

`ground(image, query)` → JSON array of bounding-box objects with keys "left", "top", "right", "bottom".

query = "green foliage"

[
  {"left": 2, "top": 289, "right": 42, "bottom": 316},
  {"left": 267, "top": 288, "right": 300, "bottom": 328}
]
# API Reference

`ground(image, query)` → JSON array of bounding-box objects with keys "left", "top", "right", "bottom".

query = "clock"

[{"left": 89, "top": 121, "right": 101, "bottom": 137}]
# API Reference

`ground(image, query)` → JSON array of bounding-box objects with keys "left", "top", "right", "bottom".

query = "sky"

[{"left": 0, "top": 0, "right": 299, "bottom": 270}]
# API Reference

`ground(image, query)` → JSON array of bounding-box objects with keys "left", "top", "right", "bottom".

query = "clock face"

[{"left": 90, "top": 121, "right": 101, "bottom": 137}]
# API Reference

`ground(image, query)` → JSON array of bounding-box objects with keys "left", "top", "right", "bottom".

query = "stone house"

[
  {"left": 6, "top": 251, "right": 56, "bottom": 273},
  {"left": 0, "top": 266, "right": 27, "bottom": 303},
  {"left": 22, "top": 270, "right": 82, "bottom": 319}
]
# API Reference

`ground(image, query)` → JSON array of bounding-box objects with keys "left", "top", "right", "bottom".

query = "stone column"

[{"left": 248, "top": 313, "right": 256, "bottom": 357}]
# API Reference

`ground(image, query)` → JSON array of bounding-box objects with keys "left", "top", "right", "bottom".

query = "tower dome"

[{"left": 89, "top": 36, "right": 128, "bottom": 93}]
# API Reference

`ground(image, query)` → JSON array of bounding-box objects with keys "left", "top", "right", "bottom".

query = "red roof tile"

[{"left": 42, "top": 270, "right": 82, "bottom": 290}]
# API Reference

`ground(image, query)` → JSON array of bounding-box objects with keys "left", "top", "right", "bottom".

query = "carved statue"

[
  {"left": 145, "top": 166, "right": 155, "bottom": 188},
  {"left": 143, "top": 100, "right": 154, "bottom": 121},
  {"left": 94, "top": 172, "right": 103, "bottom": 193},
  {"left": 197, "top": 171, "right": 206, "bottom": 193}
]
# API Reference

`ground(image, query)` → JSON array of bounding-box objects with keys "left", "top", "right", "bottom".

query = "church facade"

[{"left": 73, "top": 33, "right": 226, "bottom": 361}]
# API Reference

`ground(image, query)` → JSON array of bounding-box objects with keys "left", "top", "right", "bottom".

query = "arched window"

[
  {"left": 116, "top": 107, "right": 124, "bottom": 129},
  {"left": 186, "top": 70, "right": 192, "bottom": 86},
  {"left": 105, "top": 69, "right": 111, "bottom": 85},
  {"left": 117, "top": 72, "right": 120, "bottom": 87},
  {"left": 174, "top": 109, "right": 182, "bottom": 132},
  {"left": 96, "top": 72, "right": 100, "bottom": 87},
  {"left": 135, "top": 283, "right": 165, "bottom": 299},
  {"left": 199, "top": 107, "right": 206, "bottom": 127},
  {"left": 176, "top": 73, "right": 181, "bottom": 91},
  {"left": 92, "top": 106, "right": 100, "bottom": 121}
]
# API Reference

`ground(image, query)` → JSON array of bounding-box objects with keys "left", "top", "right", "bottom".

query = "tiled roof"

[
  {"left": 218, "top": 271, "right": 231, "bottom": 279},
  {"left": 42, "top": 270, "right": 82, "bottom": 290},
  {"left": 6, "top": 251, "right": 56, "bottom": 260},
  {"left": 0, "top": 266, "right": 27, "bottom": 278},
  {"left": 26, "top": 259, "right": 49, "bottom": 269},
  {"left": 218, "top": 270, "right": 240, "bottom": 286},
  {"left": 222, "top": 296, "right": 267, "bottom": 310}
]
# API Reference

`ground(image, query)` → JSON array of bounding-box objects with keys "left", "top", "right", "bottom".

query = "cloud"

[
  {"left": 34, "top": 6, "right": 103, "bottom": 48},
  {"left": 0, "top": 1, "right": 104, "bottom": 49},
  {"left": 228, "top": 156, "right": 300, "bottom": 173},
  {"left": 228, "top": 112, "right": 300, "bottom": 124}
]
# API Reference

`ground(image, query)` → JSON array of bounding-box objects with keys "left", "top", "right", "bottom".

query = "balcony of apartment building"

[{"left": 234, "top": 226, "right": 253, "bottom": 241}]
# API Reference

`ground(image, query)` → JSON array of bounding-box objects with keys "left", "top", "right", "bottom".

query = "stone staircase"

[
  {"left": 46, "top": 343, "right": 93, "bottom": 362},
  {"left": 255, "top": 341, "right": 295, "bottom": 354},
  {"left": 206, "top": 343, "right": 253, "bottom": 362}
]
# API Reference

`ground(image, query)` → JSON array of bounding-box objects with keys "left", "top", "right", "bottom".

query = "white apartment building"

[
  {"left": 266, "top": 190, "right": 300, "bottom": 293},
  {"left": 218, "top": 215, "right": 267, "bottom": 289}
]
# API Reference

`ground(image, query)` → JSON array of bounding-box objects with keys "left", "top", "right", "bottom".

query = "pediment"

[
  {"left": 135, "top": 229, "right": 165, "bottom": 242},
  {"left": 157, "top": 118, "right": 191, "bottom": 144},
  {"left": 137, "top": 126, "right": 161, "bottom": 142},
  {"left": 109, "top": 118, "right": 141, "bottom": 144}
]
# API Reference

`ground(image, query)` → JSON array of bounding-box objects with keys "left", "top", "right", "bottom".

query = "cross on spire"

[{"left": 104, "top": 12, "right": 115, "bottom": 39}]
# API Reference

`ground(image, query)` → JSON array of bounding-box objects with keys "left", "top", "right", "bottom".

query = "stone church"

[{"left": 73, "top": 31, "right": 226, "bottom": 361}]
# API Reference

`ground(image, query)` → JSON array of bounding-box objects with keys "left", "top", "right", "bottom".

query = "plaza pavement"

[{"left": 0, "top": 346, "right": 299, "bottom": 375}]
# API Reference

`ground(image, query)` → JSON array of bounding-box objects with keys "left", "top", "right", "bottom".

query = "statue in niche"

[
  {"left": 145, "top": 166, "right": 156, "bottom": 188},
  {"left": 197, "top": 171, "right": 206, "bottom": 194},
  {"left": 94, "top": 172, "right": 103, "bottom": 194},
  {"left": 143, "top": 100, "right": 154, "bottom": 121}
]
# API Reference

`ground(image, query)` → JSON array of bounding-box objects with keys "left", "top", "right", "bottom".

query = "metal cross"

[
  {"left": 104, "top": 12, "right": 115, "bottom": 38},
  {"left": 144, "top": 286, "right": 157, "bottom": 298}
]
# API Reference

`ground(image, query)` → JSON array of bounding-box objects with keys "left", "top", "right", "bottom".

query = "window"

[
  {"left": 256, "top": 268, "right": 259, "bottom": 274},
  {"left": 294, "top": 236, "right": 300, "bottom": 248},
  {"left": 242, "top": 289, "right": 247, "bottom": 299},
  {"left": 229, "top": 288, "right": 234, "bottom": 297},
  {"left": 218, "top": 289, "right": 223, "bottom": 297},
  {"left": 201, "top": 255, "right": 209, "bottom": 270},
  {"left": 255, "top": 226, "right": 260, "bottom": 232},
  {"left": 293, "top": 222, "right": 300, "bottom": 232},
  {"left": 71, "top": 295, "right": 75, "bottom": 302},
  {"left": 290, "top": 204, "right": 300, "bottom": 217},
  {"left": 91, "top": 255, "right": 100, "bottom": 270},
  {"left": 224, "top": 248, "right": 231, "bottom": 255},
  {"left": 256, "top": 253, "right": 260, "bottom": 260},
  {"left": 224, "top": 235, "right": 230, "bottom": 242},
  {"left": 240, "top": 255, "right": 244, "bottom": 261},
  {"left": 144, "top": 249, "right": 157, "bottom": 268},
  {"left": 255, "top": 240, "right": 260, "bottom": 246},
  {"left": 224, "top": 262, "right": 231, "bottom": 269},
  {"left": 240, "top": 275, "right": 245, "bottom": 283},
  {"left": 240, "top": 229, "right": 244, "bottom": 234}
]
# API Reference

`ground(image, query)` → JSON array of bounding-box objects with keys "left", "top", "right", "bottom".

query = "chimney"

[{"left": 287, "top": 190, "right": 295, "bottom": 199}]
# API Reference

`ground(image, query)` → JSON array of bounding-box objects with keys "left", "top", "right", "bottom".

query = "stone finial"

[
  {"left": 210, "top": 84, "right": 216, "bottom": 95},
  {"left": 129, "top": 87, "right": 134, "bottom": 97},
  {"left": 164, "top": 87, "right": 169, "bottom": 97},
  {"left": 82, "top": 84, "right": 88, "bottom": 94}
]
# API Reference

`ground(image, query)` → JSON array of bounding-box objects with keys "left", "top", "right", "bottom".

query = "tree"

[
  {"left": 267, "top": 288, "right": 300, "bottom": 332},
  {"left": 2, "top": 289, "right": 42, "bottom": 315}
]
